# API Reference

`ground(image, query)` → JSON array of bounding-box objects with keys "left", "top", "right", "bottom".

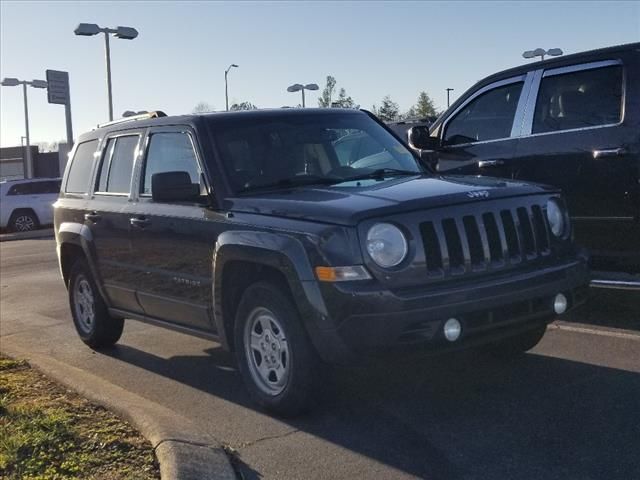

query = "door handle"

[
  {"left": 478, "top": 159, "right": 505, "bottom": 168},
  {"left": 130, "top": 216, "right": 151, "bottom": 228},
  {"left": 593, "top": 148, "right": 625, "bottom": 159},
  {"left": 84, "top": 212, "right": 101, "bottom": 223}
]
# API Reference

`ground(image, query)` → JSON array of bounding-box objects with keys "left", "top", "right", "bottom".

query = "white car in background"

[{"left": 0, "top": 178, "right": 61, "bottom": 232}]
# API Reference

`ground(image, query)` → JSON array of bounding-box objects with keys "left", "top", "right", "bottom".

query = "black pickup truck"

[
  {"left": 55, "top": 108, "right": 588, "bottom": 415},
  {"left": 407, "top": 43, "right": 640, "bottom": 290}
]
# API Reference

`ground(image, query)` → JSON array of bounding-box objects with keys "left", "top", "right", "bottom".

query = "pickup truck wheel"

[
  {"left": 235, "top": 282, "right": 319, "bottom": 416},
  {"left": 69, "top": 259, "right": 124, "bottom": 349},
  {"left": 9, "top": 210, "right": 39, "bottom": 232},
  {"left": 489, "top": 323, "right": 547, "bottom": 358}
]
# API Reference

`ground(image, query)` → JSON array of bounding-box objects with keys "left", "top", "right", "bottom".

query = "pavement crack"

[{"left": 231, "top": 428, "right": 301, "bottom": 450}]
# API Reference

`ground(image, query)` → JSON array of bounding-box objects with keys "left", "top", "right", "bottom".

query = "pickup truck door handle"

[
  {"left": 593, "top": 148, "right": 626, "bottom": 159},
  {"left": 130, "top": 216, "right": 151, "bottom": 228},
  {"left": 478, "top": 159, "right": 505, "bottom": 168},
  {"left": 84, "top": 212, "right": 101, "bottom": 223}
]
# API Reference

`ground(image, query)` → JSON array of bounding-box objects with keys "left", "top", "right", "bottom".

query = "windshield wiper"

[
  {"left": 343, "top": 168, "right": 420, "bottom": 182},
  {"left": 238, "top": 175, "right": 342, "bottom": 194}
]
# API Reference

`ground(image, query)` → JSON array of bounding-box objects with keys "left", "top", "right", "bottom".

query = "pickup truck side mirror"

[
  {"left": 407, "top": 126, "right": 440, "bottom": 151},
  {"left": 151, "top": 171, "right": 200, "bottom": 203}
]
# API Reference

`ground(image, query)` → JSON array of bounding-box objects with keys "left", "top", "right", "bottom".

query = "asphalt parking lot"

[{"left": 1, "top": 238, "right": 639, "bottom": 480}]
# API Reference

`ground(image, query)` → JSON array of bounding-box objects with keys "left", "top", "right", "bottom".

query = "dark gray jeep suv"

[{"left": 55, "top": 108, "right": 589, "bottom": 415}]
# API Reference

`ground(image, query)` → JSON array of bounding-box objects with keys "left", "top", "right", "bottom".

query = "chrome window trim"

[
  {"left": 91, "top": 132, "right": 144, "bottom": 198},
  {"left": 521, "top": 59, "right": 625, "bottom": 136},
  {"left": 440, "top": 75, "right": 527, "bottom": 148},
  {"left": 541, "top": 59, "right": 622, "bottom": 78}
]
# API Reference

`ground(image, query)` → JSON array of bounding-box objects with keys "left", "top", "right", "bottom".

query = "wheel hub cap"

[{"left": 244, "top": 307, "right": 290, "bottom": 396}]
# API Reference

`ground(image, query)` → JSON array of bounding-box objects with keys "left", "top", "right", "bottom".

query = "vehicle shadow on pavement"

[
  {"left": 105, "top": 344, "right": 640, "bottom": 480},
  {"left": 562, "top": 289, "right": 640, "bottom": 332}
]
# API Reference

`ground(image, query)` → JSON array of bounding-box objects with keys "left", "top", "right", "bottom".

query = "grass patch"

[{"left": 0, "top": 355, "right": 159, "bottom": 479}]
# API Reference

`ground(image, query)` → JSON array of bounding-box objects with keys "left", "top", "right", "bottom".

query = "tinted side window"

[
  {"left": 532, "top": 65, "right": 623, "bottom": 134},
  {"left": 7, "top": 183, "right": 32, "bottom": 195},
  {"left": 30, "top": 181, "right": 61, "bottom": 194},
  {"left": 96, "top": 136, "right": 139, "bottom": 194},
  {"left": 141, "top": 132, "right": 200, "bottom": 195},
  {"left": 444, "top": 82, "right": 524, "bottom": 146},
  {"left": 65, "top": 140, "right": 98, "bottom": 193}
]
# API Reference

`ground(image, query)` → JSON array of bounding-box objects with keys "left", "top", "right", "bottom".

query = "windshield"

[{"left": 210, "top": 112, "right": 422, "bottom": 193}]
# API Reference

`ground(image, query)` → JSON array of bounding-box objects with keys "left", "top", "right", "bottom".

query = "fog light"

[
  {"left": 553, "top": 293, "right": 568, "bottom": 315},
  {"left": 443, "top": 318, "right": 462, "bottom": 342}
]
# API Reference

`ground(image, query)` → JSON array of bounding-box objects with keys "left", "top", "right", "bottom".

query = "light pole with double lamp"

[
  {"left": 225, "top": 64, "right": 239, "bottom": 111},
  {"left": 286, "top": 83, "right": 319, "bottom": 108},
  {"left": 74, "top": 23, "right": 139, "bottom": 121},
  {"left": 522, "top": 48, "right": 563, "bottom": 61},
  {"left": 1, "top": 77, "right": 48, "bottom": 179}
]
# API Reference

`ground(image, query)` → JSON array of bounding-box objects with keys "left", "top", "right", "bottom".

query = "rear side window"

[
  {"left": 7, "top": 183, "right": 33, "bottom": 195},
  {"left": 65, "top": 140, "right": 98, "bottom": 193},
  {"left": 444, "top": 82, "right": 524, "bottom": 146},
  {"left": 532, "top": 65, "right": 623, "bottom": 134},
  {"left": 30, "top": 180, "right": 61, "bottom": 194},
  {"left": 141, "top": 132, "right": 200, "bottom": 195},
  {"left": 95, "top": 135, "right": 139, "bottom": 194}
]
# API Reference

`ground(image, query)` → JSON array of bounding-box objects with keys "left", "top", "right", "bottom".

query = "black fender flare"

[
  {"left": 56, "top": 222, "right": 109, "bottom": 301},
  {"left": 212, "top": 230, "right": 329, "bottom": 350}
]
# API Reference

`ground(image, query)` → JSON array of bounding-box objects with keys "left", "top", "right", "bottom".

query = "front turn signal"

[{"left": 315, "top": 266, "right": 371, "bottom": 282}]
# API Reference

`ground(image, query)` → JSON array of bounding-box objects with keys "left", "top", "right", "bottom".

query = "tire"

[
  {"left": 68, "top": 259, "right": 124, "bottom": 349},
  {"left": 9, "top": 210, "right": 39, "bottom": 232},
  {"left": 489, "top": 323, "right": 547, "bottom": 358},
  {"left": 234, "top": 281, "right": 320, "bottom": 416}
]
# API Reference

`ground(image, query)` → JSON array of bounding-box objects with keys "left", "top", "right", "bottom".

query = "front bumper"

[{"left": 302, "top": 257, "right": 589, "bottom": 364}]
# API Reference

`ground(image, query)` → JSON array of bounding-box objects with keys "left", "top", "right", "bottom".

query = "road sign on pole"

[{"left": 46, "top": 70, "right": 73, "bottom": 147}]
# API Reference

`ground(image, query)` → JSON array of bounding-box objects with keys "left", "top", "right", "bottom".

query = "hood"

[{"left": 226, "top": 175, "right": 558, "bottom": 226}]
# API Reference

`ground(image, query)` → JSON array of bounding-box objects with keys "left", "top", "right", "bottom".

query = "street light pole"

[
  {"left": 286, "top": 83, "right": 319, "bottom": 107},
  {"left": 21, "top": 83, "right": 33, "bottom": 178},
  {"left": 103, "top": 32, "right": 114, "bottom": 121},
  {"left": 2, "top": 77, "right": 47, "bottom": 179},
  {"left": 74, "top": 23, "right": 138, "bottom": 121},
  {"left": 446, "top": 88, "right": 454, "bottom": 108},
  {"left": 522, "top": 48, "right": 563, "bottom": 62},
  {"left": 225, "top": 64, "right": 238, "bottom": 111}
]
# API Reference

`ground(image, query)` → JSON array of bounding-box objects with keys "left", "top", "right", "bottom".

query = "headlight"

[
  {"left": 366, "top": 223, "right": 408, "bottom": 268},
  {"left": 546, "top": 198, "right": 567, "bottom": 237}
]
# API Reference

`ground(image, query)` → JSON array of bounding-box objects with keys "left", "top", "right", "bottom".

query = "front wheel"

[
  {"left": 69, "top": 259, "right": 124, "bottom": 349},
  {"left": 234, "top": 282, "right": 320, "bottom": 416}
]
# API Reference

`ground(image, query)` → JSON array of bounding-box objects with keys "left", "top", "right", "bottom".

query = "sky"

[{"left": 1, "top": 0, "right": 638, "bottom": 147}]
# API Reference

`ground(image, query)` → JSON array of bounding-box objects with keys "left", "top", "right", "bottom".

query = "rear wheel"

[
  {"left": 489, "top": 323, "right": 547, "bottom": 358},
  {"left": 234, "top": 282, "right": 320, "bottom": 416},
  {"left": 69, "top": 259, "right": 124, "bottom": 349},
  {"left": 9, "top": 210, "right": 39, "bottom": 232}
]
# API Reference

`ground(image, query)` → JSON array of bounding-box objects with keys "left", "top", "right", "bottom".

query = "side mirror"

[
  {"left": 151, "top": 171, "right": 200, "bottom": 203},
  {"left": 407, "top": 126, "right": 440, "bottom": 151}
]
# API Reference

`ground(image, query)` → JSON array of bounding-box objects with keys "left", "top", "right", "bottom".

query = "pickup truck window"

[
  {"left": 443, "top": 82, "right": 524, "bottom": 146},
  {"left": 65, "top": 140, "right": 99, "bottom": 194},
  {"left": 532, "top": 65, "right": 623, "bottom": 134},
  {"left": 141, "top": 132, "right": 200, "bottom": 195}
]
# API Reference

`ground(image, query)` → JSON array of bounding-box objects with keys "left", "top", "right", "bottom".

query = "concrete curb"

[
  {"left": 1, "top": 345, "right": 237, "bottom": 480},
  {"left": 0, "top": 228, "right": 54, "bottom": 242}
]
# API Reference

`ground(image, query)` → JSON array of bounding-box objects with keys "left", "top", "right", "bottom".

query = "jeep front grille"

[{"left": 420, "top": 203, "right": 551, "bottom": 277}]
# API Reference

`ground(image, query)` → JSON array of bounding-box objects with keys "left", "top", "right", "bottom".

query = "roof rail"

[{"left": 95, "top": 111, "right": 167, "bottom": 129}]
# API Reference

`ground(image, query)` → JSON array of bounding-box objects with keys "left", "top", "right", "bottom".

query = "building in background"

[{"left": 0, "top": 144, "right": 69, "bottom": 181}]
